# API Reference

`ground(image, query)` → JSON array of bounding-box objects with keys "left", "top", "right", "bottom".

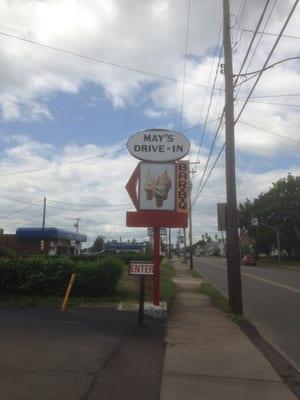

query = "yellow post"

[{"left": 61, "top": 273, "right": 76, "bottom": 312}]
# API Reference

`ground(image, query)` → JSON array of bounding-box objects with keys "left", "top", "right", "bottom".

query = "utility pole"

[
  {"left": 183, "top": 228, "right": 187, "bottom": 264},
  {"left": 223, "top": 0, "right": 243, "bottom": 315},
  {"left": 188, "top": 162, "right": 198, "bottom": 270},
  {"left": 74, "top": 218, "right": 80, "bottom": 233},
  {"left": 253, "top": 219, "right": 281, "bottom": 265},
  {"left": 41, "top": 197, "right": 47, "bottom": 255},
  {"left": 168, "top": 228, "right": 172, "bottom": 259},
  {"left": 42, "top": 197, "right": 46, "bottom": 230},
  {"left": 188, "top": 180, "right": 193, "bottom": 270}
]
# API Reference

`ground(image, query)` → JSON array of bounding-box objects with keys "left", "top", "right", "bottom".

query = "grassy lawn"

[{"left": 258, "top": 258, "right": 300, "bottom": 268}]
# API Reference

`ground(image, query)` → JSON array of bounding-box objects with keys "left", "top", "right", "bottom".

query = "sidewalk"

[{"left": 160, "top": 258, "right": 297, "bottom": 400}]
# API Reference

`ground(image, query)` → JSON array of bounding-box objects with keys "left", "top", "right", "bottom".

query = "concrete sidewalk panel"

[
  {"left": 160, "top": 374, "right": 297, "bottom": 400},
  {"left": 165, "top": 324, "right": 240, "bottom": 344},
  {"left": 163, "top": 339, "right": 282, "bottom": 381}
]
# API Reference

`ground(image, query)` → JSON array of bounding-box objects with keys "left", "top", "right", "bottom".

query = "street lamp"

[{"left": 252, "top": 218, "right": 281, "bottom": 265}]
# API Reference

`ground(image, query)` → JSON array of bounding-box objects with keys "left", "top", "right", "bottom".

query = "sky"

[{"left": 0, "top": 0, "right": 299, "bottom": 247}]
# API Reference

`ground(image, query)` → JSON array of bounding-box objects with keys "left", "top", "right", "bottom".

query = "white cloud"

[
  {"left": 0, "top": 135, "right": 299, "bottom": 246},
  {"left": 0, "top": 1, "right": 298, "bottom": 156},
  {"left": 0, "top": 1, "right": 299, "bottom": 244}
]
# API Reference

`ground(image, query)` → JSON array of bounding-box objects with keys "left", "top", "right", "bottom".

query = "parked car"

[{"left": 241, "top": 255, "right": 257, "bottom": 266}]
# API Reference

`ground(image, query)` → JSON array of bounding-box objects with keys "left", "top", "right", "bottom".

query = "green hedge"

[
  {"left": 0, "top": 245, "right": 14, "bottom": 258},
  {"left": 0, "top": 256, "right": 123, "bottom": 297},
  {"left": 70, "top": 252, "right": 157, "bottom": 265}
]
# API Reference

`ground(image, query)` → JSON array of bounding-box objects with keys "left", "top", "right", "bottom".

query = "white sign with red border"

[{"left": 129, "top": 262, "right": 154, "bottom": 275}]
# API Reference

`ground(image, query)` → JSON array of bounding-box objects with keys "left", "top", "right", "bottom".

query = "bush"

[
  {"left": 73, "top": 257, "right": 123, "bottom": 296},
  {"left": 0, "top": 256, "right": 124, "bottom": 297},
  {"left": 0, "top": 245, "right": 14, "bottom": 258}
]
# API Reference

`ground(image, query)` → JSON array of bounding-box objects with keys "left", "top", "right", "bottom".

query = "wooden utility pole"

[
  {"left": 188, "top": 162, "right": 198, "bottom": 270},
  {"left": 223, "top": 0, "right": 243, "bottom": 315},
  {"left": 74, "top": 218, "right": 80, "bottom": 233},
  {"left": 183, "top": 228, "right": 187, "bottom": 264},
  {"left": 168, "top": 228, "right": 172, "bottom": 259},
  {"left": 42, "top": 197, "right": 46, "bottom": 229},
  {"left": 188, "top": 180, "right": 193, "bottom": 270}
]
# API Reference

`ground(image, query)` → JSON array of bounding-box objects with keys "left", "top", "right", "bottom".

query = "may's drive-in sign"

[
  {"left": 125, "top": 128, "right": 190, "bottom": 306},
  {"left": 127, "top": 128, "right": 190, "bottom": 162}
]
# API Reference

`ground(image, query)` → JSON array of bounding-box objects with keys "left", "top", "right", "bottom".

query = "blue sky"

[{"left": 0, "top": 0, "right": 299, "bottom": 245}]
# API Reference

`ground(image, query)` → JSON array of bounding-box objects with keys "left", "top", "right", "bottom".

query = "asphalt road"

[
  {"left": 194, "top": 256, "right": 300, "bottom": 371},
  {"left": 0, "top": 306, "right": 165, "bottom": 400}
]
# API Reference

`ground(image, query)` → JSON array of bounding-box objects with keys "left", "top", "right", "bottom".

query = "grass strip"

[
  {"left": 258, "top": 258, "right": 300, "bottom": 268},
  {"left": 191, "top": 270, "right": 202, "bottom": 278},
  {"left": 199, "top": 282, "right": 246, "bottom": 325}
]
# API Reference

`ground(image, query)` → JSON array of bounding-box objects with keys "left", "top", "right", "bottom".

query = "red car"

[{"left": 241, "top": 255, "right": 257, "bottom": 266}]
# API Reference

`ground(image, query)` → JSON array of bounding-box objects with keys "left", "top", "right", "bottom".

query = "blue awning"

[{"left": 16, "top": 227, "right": 87, "bottom": 242}]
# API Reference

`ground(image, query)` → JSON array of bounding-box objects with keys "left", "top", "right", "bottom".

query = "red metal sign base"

[{"left": 126, "top": 211, "right": 188, "bottom": 228}]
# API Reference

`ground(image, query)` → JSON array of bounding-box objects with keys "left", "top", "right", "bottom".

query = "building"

[
  {"left": 0, "top": 227, "right": 87, "bottom": 256},
  {"left": 103, "top": 241, "right": 144, "bottom": 253}
]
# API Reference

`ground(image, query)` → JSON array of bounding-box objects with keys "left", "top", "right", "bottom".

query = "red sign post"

[{"left": 125, "top": 129, "right": 190, "bottom": 306}]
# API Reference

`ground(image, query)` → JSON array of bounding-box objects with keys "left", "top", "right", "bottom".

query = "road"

[
  {"left": 194, "top": 256, "right": 300, "bottom": 370},
  {"left": 0, "top": 306, "right": 165, "bottom": 399}
]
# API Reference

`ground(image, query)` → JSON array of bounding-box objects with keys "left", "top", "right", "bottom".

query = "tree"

[
  {"left": 90, "top": 235, "right": 105, "bottom": 252},
  {"left": 238, "top": 174, "right": 300, "bottom": 258}
]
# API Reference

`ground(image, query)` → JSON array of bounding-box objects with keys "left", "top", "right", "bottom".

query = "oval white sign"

[{"left": 127, "top": 129, "right": 190, "bottom": 162}]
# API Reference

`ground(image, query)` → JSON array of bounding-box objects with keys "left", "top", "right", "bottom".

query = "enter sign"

[{"left": 129, "top": 262, "right": 154, "bottom": 276}]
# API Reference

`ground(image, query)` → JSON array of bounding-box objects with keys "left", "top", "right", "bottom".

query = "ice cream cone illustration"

[
  {"left": 154, "top": 184, "right": 168, "bottom": 207},
  {"left": 144, "top": 168, "right": 156, "bottom": 200},
  {"left": 160, "top": 169, "right": 172, "bottom": 200}
]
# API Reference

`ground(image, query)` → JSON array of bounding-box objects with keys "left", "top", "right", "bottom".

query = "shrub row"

[
  {"left": 70, "top": 252, "right": 161, "bottom": 265},
  {"left": 0, "top": 256, "right": 123, "bottom": 297},
  {"left": 0, "top": 245, "right": 14, "bottom": 258}
]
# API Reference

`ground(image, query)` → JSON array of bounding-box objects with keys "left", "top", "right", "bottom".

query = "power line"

[
  {"left": 233, "top": 0, "right": 272, "bottom": 87},
  {"left": 192, "top": 118, "right": 224, "bottom": 204},
  {"left": 0, "top": 30, "right": 224, "bottom": 91},
  {"left": 242, "top": 0, "right": 277, "bottom": 73},
  {"left": 238, "top": 120, "right": 300, "bottom": 143},
  {"left": 235, "top": 0, "right": 300, "bottom": 123},
  {"left": 237, "top": 56, "right": 300, "bottom": 76},
  {"left": 0, "top": 195, "right": 43, "bottom": 207},
  {"left": 0, "top": 201, "right": 41, "bottom": 219},
  {"left": 191, "top": 52, "right": 224, "bottom": 172},
  {"left": 193, "top": 143, "right": 226, "bottom": 200},
  {"left": 179, "top": 0, "right": 191, "bottom": 130},
  {"left": 46, "top": 204, "right": 130, "bottom": 212},
  {"left": 180, "top": 117, "right": 222, "bottom": 134},
  {"left": 236, "top": 27, "right": 300, "bottom": 40},
  {"left": 0, "top": 148, "right": 125, "bottom": 177},
  {"left": 192, "top": 48, "right": 224, "bottom": 169},
  {"left": 191, "top": 0, "right": 269, "bottom": 203},
  {"left": 0, "top": 195, "right": 132, "bottom": 213},
  {"left": 237, "top": 92, "right": 300, "bottom": 99},
  {"left": 190, "top": 22, "right": 224, "bottom": 166},
  {"left": 234, "top": 0, "right": 276, "bottom": 105},
  {"left": 192, "top": 0, "right": 277, "bottom": 203},
  {"left": 47, "top": 199, "right": 131, "bottom": 208},
  {"left": 246, "top": 100, "right": 300, "bottom": 108}
]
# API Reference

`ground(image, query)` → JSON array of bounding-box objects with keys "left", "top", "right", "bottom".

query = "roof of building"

[
  {"left": 105, "top": 242, "right": 143, "bottom": 250},
  {"left": 16, "top": 227, "right": 87, "bottom": 242}
]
